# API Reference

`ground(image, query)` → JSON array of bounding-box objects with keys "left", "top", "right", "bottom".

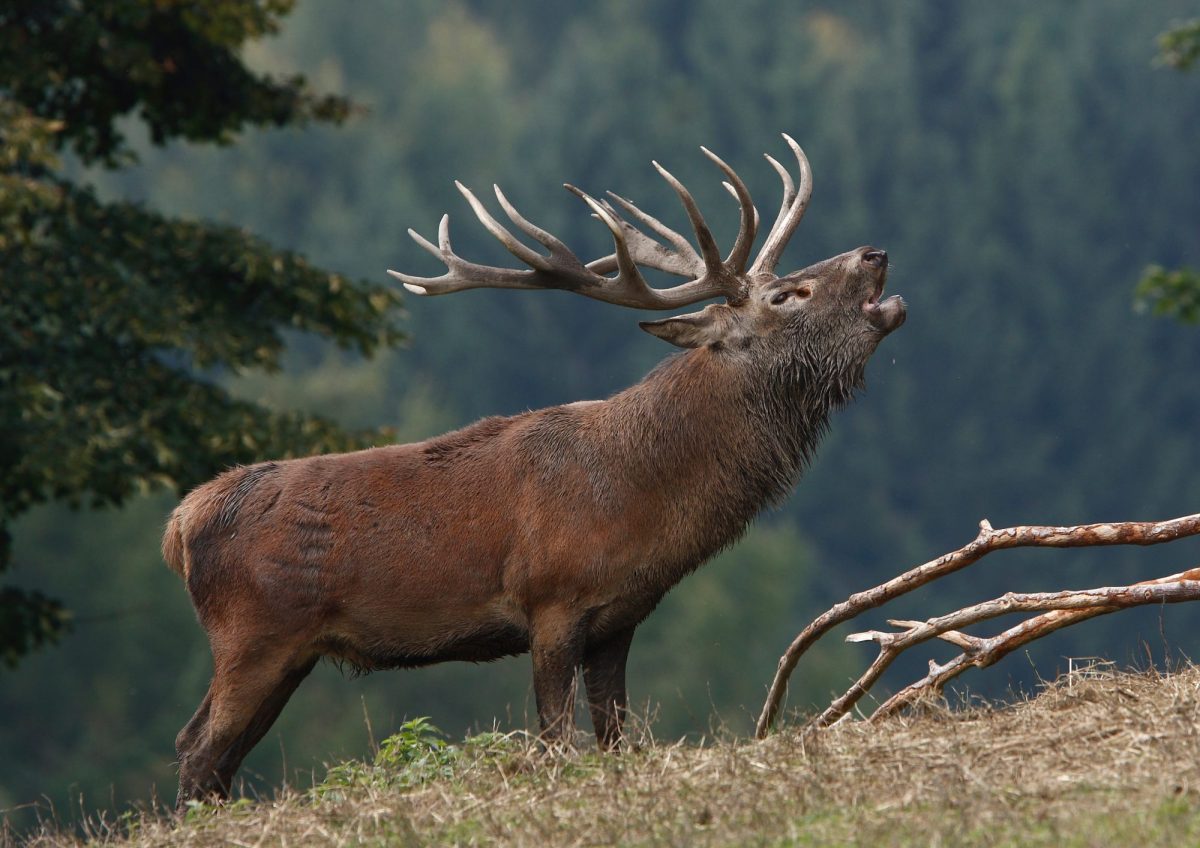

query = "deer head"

[{"left": 388, "top": 134, "right": 906, "bottom": 367}]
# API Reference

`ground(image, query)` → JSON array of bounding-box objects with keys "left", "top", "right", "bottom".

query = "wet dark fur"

[{"left": 163, "top": 246, "right": 901, "bottom": 808}]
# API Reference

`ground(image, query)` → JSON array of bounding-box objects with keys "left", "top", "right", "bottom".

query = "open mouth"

[
  {"left": 863, "top": 276, "right": 886, "bottom": 309},
  {"left": 862, "top": 275, "right": 906, "bottom": 333},
  {"left": 864, "top": 293, "right": 906, "bottom": 333},
  {"left": 861, "top": 262, "right": 891, "bottom": 311}
]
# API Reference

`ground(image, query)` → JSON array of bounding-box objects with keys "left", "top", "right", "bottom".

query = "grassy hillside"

[
  {"left": 8, "top": 0, "right": 1200, "bottom": 823},
  {"left": 11, "top": 666, "right": 1200, "bottom": 847}
]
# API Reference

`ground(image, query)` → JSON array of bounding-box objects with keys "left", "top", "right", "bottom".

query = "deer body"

[{"left": 167, "top": 137, "right": 905, "bottom": 807}]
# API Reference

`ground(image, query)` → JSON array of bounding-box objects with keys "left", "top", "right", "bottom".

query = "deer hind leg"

[
  {"left": 175, "top": 687, "right": 214, "bottom": 766},
  {"left": 175, "top": 645, "right": 309, "bottom": 811},
  {"left": 583, "top": 627, "right": 634, "bottom": 751},
  {"left": 529, "top": 607, "right": 587, "bottom": 747},
  {"left": 210, "top": 657, "right": 318, "bottom": 794}
]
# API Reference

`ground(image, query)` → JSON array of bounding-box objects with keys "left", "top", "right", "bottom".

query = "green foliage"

[
  {"left": 1138, "top": 19, "right": 1200, "bottom": 325},
  {"left": 317, "top": 718, "right": 460, "bottom": 796},
  {"left": 0, "top": 0, "right": 354, "bottom": 167},
  {"left": 1136, "top": 265, "right": 1200, "bottom": 325},
  {"left": 0, "top": 107, "right": 401, "bottom": 511},
  {"left": 181, "top": 795, "right": 254, "bottom": 827},
  {"left": 1159, "top": 18, "right": 1200, "bottom": 69},
  {"left": 0, "top": 584, "right": 66, "bottom": 668},
  {"left": 0, "top": 3, "right": 403, "bottom": 666}
]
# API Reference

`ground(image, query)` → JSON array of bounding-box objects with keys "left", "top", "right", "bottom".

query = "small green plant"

[
  {"left": 461, "top": 729, "right": 522, "bottom": 756},
  {"left": 116, "top": 808, "right": 141, "bottom": 839},
  {"left": 180, "top": 796, "right": 255, "bottom": 825},
  {"left": 181, "top": 799, "right": 217, "bottom": 825},
  {"left": 374, "top": 717, "right": 458, "bottom": 783},
  {"left": 316, "top": 717, "right": 460, "bottom": 797}
]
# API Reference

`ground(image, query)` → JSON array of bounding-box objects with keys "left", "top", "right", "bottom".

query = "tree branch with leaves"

[
  {"left": 0, "top": 1, "right": 402, "bottom": 667},
  {"left": 1135, "top": 18, "right": 1200, "bottom": 325}
]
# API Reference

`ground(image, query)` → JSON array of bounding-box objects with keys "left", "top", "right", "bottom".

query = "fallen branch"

[
  {"left": 868, "top": 566, "right": 1200, "bottom": 720},
  {"left": 821, "top": 568, "right": 1200, "bottom": 727},
  {"left": 754, "top": 513, "right": 1200, "bottom": 738}
]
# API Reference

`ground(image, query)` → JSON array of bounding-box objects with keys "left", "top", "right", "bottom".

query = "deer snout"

[{"left": 860, "top": 248, "right": 888, "bottom": 270}]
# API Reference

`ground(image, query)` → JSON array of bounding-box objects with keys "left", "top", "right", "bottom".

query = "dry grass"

[{"left": 11, "top": 666, "right": 1200, "bottom": 847}]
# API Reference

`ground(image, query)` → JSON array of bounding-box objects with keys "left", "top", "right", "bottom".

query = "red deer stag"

[{"left": 164, "top": 135, "right": 906, "bottom": 806}]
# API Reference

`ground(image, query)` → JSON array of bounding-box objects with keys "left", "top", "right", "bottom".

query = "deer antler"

[
  {"left": 751, "top": 134, "right": 812, "bottom": 276},
  {"left": 388, "top": 135, "right": 810, "bottom": 310}
]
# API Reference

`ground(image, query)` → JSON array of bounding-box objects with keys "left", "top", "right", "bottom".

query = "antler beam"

[{"left": 388, "top": 135, "right": 811, "bottom": 310}]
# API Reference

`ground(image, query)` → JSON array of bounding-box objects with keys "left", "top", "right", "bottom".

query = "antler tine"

[
  {"left": 701, "top": 146, "right": 758, "bottom": 273},
  {"left": 585, "top": 199, "right": 703, "bottom": 279},
  {"left": 651, "top": 160, "right": 725, "bottom": 274},
  {"left": 604, "top": 191, "right": 702, "bottom": 270},
  {"left": 386, "top": 221, "right": 443, "bottom": 293},
  {"left": 760, "top": 154, "right": 796, "bottom": 245},
  {"left": 722, "top": 183, "right": 761, "bottom": 235},
  {"left": 407, "top": 222, "right": 441, "bottom": 260},
  {"left": 750, "top": 133, "right": 812, "bottom": 275},
  {"left": 387, "top": 212, "right": 542, "bottom": 295},
  {"left": 492, "top": 185, "right": 574, "bottom": 258},
  {"left": 454, "top": 181, "right": 553, "bottom": 272},
  {"left": 565, "top": 185, "right": 655, "bottom": 291},
  {"left": 575, "top": 177, "right": 750, "bottom": 305},
  {"left": 564, "top": 184, "right": 734, "bottom": 307}
]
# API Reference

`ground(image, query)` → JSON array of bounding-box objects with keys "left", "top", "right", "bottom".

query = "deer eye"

[{"left": 771, "top": 286, "right": 812, "bottom": 306}]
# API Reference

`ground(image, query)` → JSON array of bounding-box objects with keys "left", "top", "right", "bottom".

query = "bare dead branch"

[
  {"left": 754, "top": 513, "right": 1200, "bottom": 738},
  {"left": 885, "top": 619, "right": 980, "bottom": 651},
  {"left": 817, "top": 568, "right": 1200, "bottom": 728},
  {"left": 868, "top": 566, "right": 1200, "bottom": 720}
]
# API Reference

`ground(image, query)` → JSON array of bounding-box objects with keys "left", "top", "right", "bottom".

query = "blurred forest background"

[{"left": 3, "top": 0, "right": 1200, "bottom": 828}]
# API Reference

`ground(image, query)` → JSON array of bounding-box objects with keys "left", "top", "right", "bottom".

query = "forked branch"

[
  {"left": 823, "top": 567, "right": 1200, "bottom": 728},
  {"left": 754, "top": 513, "right": 1200, "bottom": 738}
]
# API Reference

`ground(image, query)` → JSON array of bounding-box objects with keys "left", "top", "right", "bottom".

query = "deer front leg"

[
  {"left": 529, "top": 607, "right": 586, "bottom": 746},
  {"left": 583, "top": 627, "right": 634, "bottom": 750}
]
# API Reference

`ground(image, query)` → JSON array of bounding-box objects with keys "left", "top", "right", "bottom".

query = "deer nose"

[{"left": 861, "top": 249, "right": 888, "bottom": 270}]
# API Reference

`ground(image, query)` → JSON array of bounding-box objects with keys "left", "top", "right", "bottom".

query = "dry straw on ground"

[{"left": 12, "top": 665, "right": 1200, "bottom": 847}]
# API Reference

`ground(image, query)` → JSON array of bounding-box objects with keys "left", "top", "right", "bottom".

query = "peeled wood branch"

[
  {"left": 819, "top": 569, "right": 1200, "bottom": 728},
  {"left": 868, "top": 566, "right": 1200, "bottom": 720},
  {"left": 754, "top": 513, "right": 1200, "bottom": 738}
]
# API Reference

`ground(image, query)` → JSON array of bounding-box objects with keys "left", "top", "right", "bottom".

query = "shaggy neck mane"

[{"left": 601, "top": 342, "right": 864, "bottom": 545}]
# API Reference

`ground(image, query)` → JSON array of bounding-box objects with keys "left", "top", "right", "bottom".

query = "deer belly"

[{"left": 318, "top": 598, "right": 530, "bottom": 670}]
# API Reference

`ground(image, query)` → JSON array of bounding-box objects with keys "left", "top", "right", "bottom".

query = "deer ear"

[{"left": 639, "top": 304, "right": 733, "bottom": 349}]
